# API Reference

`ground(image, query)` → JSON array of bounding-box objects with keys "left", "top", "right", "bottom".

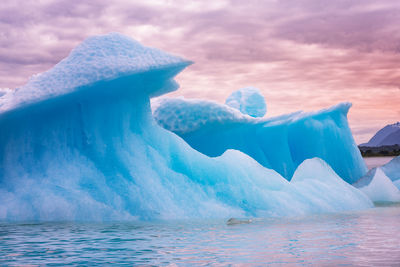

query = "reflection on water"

[
  {"left": 1, "top": 207, "right": 400, "bottom": 266},
  {"left": 364, "top": 157, "right": 394, "bottom": 169}
]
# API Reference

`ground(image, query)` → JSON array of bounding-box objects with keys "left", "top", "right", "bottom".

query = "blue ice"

[
  {"left": 354, "top": 156, "right": 400, "bottom": 195},
  {"left": 154, "top": 98, "right": 367, "bottom": 184},
  {"left": 381, "top": 156, "right": 400, "bottom": 183},
  {"left": 0, "top": 33, "right": 372, "bottom": 221},
  {"left": 225, "top": 87, "right": 266, "bottom": 117},
  {"left": 357, "top": 168, "right": 400, "bottom": 202}
]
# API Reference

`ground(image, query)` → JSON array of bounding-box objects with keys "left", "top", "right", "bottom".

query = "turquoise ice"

[
  {"left": 357, "top": 168, "right": 400, "bottom": 202},
  {"left": 154, "top": 98, "right": 367, "bottom": 183},
  {"left": 0, "top": 33, "right": 372, "bottom": 221},
  {"left": 354, "top": 156, "right": 400, "bottom": 195},
  {"left": 225, "top": 87, "right": 267, "bottom": 117},
  {"left": 381, "top": 156, "right": 400, "bottom": 182}
]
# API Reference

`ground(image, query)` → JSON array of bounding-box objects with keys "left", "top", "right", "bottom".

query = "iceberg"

[
  {"left": 154, "top": 98, "right": 367, "bottom": 183},
  {"left": 357, "top": 168, "right": 400, "bottom": 203},
  {"left": 0, "top": 33, "right": 372, "bottom": 221},
  {"left": 354, "top": 156, "right": 400, "bottom": 190},
  {"left": 225, "top": 87, "right": 266, "bottom": 117},
  {"left": 381, "top": 156, "right": 400, "bottom": 182},
  {"left": 394, "top": 180, "right": 400, "bottom": 190}
]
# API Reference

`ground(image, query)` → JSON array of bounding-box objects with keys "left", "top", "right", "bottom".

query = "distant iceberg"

[
  {"left": 381, "top": 156, "right": 400, "bottom": 183},
  {"left": 154, "top": 97, "right": 367, "bottom": 184},
  {"left": 0, "top": 33, "right": 372, "bottom": 221},
  {"left": 357, "top": 168, "right": 400, "bottom": 203},
  {"left": 354, "top": 156, "right": 400, "bottom": 191}
]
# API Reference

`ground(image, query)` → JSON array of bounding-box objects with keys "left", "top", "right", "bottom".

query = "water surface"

[
  {"left": 1, "top": 206, "right": 400, "bottom": 266},
  {"left": 364, "top": 156, "right": 394, "bottom": 169}
]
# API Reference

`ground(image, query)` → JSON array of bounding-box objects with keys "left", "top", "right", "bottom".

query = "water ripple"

[{"left": 0, "top": 207, "right": 400, "bottom": 265}]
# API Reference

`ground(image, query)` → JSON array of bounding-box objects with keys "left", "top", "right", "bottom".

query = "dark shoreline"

[{"left": 359, "top": 144, "right": 400, "bottom": 157}]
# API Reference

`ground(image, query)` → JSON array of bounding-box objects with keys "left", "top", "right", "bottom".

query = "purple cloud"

[{"left": 0, "top": 0, "right": 399, "bottom": 143}]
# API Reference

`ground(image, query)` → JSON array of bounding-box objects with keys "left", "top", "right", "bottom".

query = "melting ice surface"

[
  {"left": 0, "top": 33, "right": 373, "bottom": 221},
  {"left": 154, "top": 97, "right": 367, "bottom": 183}
]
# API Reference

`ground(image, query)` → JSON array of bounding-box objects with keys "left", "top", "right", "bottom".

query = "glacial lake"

[
  {"left": 1, "top": 206, "right": 400, "bottom": 266},
  {"left": 364, "top": 156, "right": 394, "bottom": 169},
  {"left": 1, "top": 158, "right": 398, "bottom": 266}
]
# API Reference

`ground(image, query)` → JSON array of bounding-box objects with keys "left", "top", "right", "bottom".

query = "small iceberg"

[
  {"left": 226, "top": 218, "right": 253, "bottom": 225},
  {"left": 357, "top": 168, "right": 400, "bottom": 203}
]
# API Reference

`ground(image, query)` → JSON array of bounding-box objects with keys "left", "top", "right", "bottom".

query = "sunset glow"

[{"left": 1, "top": 0, "right": 399, "bottom": 143}]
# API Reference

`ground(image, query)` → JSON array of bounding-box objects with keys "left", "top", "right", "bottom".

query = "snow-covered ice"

[{"left": 0, "top": 33, "right": 191, "bottom": 115}]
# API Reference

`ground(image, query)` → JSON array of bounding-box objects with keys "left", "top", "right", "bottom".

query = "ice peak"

[{"left": 0, "top": 33, "right": 192, "bottom": 115}]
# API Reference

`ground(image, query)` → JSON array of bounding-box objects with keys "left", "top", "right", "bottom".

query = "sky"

[{"left": 0, "top": 0, "right": 399, "bottom": 143}]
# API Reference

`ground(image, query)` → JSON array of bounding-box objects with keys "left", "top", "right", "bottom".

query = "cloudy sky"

[{"left": 1, "top": 0, "right": 399, "bottom": 143}]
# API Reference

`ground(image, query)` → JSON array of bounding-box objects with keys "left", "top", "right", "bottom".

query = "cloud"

[
  {"left": 0, "top": 0, "right": 399, "bottom": 143},
  {"left": 274, "top": 8, "right": 400, "bottom": 53}
]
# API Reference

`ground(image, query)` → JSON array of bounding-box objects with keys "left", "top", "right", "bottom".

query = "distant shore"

[{"left": 359, "top": 144, "right": 400, "bottom": 157}]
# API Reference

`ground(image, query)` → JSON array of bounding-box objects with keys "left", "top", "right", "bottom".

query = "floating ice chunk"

[
  {"left": 381, "top": 156, "right": 400, "bottom": 182},
  {"left": 225, "top": 87, "right": 266, "bottom": 117},
  {"left": 358, "top": 168, "right": 400, "bottom": 203},
  {"left": 226, "top": 218, "right": 252, "bottom": 225},
  {"left": 354, "top": 156, "right": 400, "bottom": 188}
]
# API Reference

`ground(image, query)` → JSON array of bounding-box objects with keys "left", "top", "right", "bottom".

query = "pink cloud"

[{"left": 0, "top": 0, "right": 399, "bottom": 143}]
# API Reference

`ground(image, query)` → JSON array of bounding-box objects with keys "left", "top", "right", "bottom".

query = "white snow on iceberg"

[
  {"left": 153, "top": 97, "right": 256, "bottom": 135},
  {"left": 0, "top": 33, "right": 372, "bottom": 221},
  {"left": 0, "top": 33, "right": 191, "bottom": 115}
]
